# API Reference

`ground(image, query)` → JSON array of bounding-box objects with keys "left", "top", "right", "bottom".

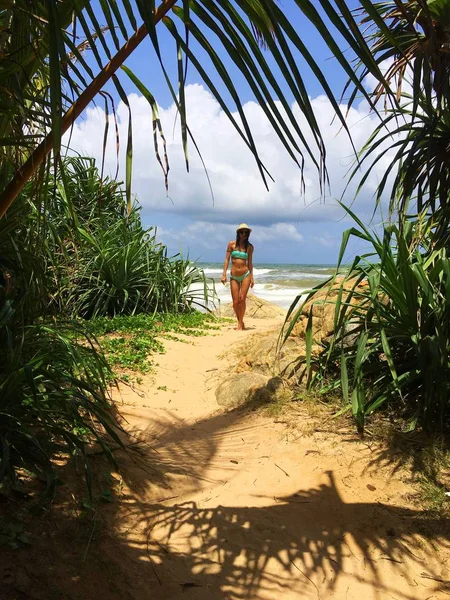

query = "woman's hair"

[{"left": 235, "top": 230, "right": 250, "bottom": 251}]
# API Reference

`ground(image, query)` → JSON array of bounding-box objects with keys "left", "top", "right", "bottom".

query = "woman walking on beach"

[{"left": 221, "top": 223, "right": 254, "bottom": 330}]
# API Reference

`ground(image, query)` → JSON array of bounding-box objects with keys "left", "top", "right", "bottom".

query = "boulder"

[
  {"left": 233, "top": 325, "right": 312, "bottom": 384},
  {"left": 215, "top": 372, "right": 285, "bottom": 408},
  {"left": 217, "top": 294, "right": 287, "bottom": 319},
  {"left": 216, "top": 323, "right": 320, "bottom": 394},
  {"left": 215, "top": 278, "right": 369, "bottom": 402},
  {"left": 288, "top": 278, "right": 369, "bottom": 344}
]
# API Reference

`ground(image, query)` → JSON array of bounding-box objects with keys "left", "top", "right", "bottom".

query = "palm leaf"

[{"left": 0, "top": 0, "right": 402, "bottom": 218}]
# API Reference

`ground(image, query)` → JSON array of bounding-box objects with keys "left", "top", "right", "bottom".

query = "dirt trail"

[
  {"left": 4, "top": 316, "right": 448, "bottom": 600},
  {"left": 104, "top": 317, "right": 450, "bottom": 600}
]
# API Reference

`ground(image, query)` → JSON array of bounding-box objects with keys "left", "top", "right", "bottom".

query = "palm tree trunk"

[{"left": 0, "top": 0, "right": 178, "bottom": 219}]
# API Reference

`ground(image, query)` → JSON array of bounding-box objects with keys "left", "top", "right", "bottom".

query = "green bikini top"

[{"left": 231, "top": 249, "right": 248, "bottom": 259}]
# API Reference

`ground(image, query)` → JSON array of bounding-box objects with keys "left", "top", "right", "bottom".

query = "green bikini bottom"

[{"left": 230, "top": 270, "right": 250, "bottom": 283}]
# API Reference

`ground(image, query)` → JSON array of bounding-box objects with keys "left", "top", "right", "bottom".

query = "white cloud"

[
  {"left": 364, "top": 58, "right": 414, "bottom": 99},
  {"left": 67, "top": 83, "right": 398, "bottom": 230},
  {"left": 157, "top": 220, "right": 303, "bottom": 251},
  {"left": 312, "top": 235, "right": 339, "bottom": 249}
]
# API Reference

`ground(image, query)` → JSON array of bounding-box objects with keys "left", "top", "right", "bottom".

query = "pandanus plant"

[
  {"left": 276, "top": 2, "right": 450, "bottom": 432},
  {"left": 1, "top": 0, "right": 402, "bottom": 220},
  {"left": 2, "top": 2, "right": 450, "bottom": 222}
]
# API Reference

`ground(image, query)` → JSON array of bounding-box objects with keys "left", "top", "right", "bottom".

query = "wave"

[
  {"left": 191, "top": 263, "right": 335, "bottom": 310},
  {"left": 253, "top": 268, "right": 273, "bottom": 275},
  {"left": 202, "top": 268, "right": 224, "bottom": 275},
  {"left": 202, "top": 267, "right": 273, "bottom": 276},
  {"left": 212, "top": 283, "right": 306, "bottom": 310},
  {"left": 273, "top": 271, "right": 332, "bottom": 280}
]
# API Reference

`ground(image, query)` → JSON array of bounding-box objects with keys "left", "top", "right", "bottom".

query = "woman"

[{"left": 221, "top": 223, "right": 254, "bottom": 330}]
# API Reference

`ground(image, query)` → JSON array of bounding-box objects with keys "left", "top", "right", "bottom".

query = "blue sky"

[{"left": 68, "top": 1, "right": 389, "bottom": 265}]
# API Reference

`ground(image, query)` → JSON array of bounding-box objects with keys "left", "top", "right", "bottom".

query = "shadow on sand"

[{"left": 2, "top": 405, "right": 450, "bottom": 600}]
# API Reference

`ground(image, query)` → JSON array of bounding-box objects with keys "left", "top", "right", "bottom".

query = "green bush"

[
  {"left": 0, "top": 303, "right": 122, "bottom": 498},
  {"left": 284, "top": 208, "right": 450, "bottom": 433},
  {"left": 66, "top": 218, "right": 211, "bottom": 318},
  {"left": 0, "top": 156, "right": 214, "bottom": 498},
  {"left": 44, "top": 157, "right": 215, "bottom": 318}
]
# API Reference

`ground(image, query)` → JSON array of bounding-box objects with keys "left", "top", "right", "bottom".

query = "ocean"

[{"left": 198, "top": 263, "right": 337, "bottom": 311}]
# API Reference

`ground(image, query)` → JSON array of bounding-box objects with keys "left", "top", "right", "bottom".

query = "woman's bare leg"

[
  {"left": 238, "top": 275, "right": 252, "bottom": 330},
  {"left": 230, "top": 279, "right": 241, "bottom": 328}
]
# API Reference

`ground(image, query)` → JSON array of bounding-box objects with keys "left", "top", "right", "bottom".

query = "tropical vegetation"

[
  {"left": 282, "top": 0, "right": 450, "bottom": 433},
  {"left": 1, "top": 0, "right": 399, "bottom": 218},
  {"left": 0, "top": 0, "right": 371, "bottom": 499},
  {"left": 2, "top": 0, "right": 450, "bottom": 502},
  {"left": 284, "top": 207, "right": 450, "bottom": 433},
  {"left": 0, "top": 154, "right": 213, "bottom": 497},
  {"left": 45, "top": 157, "right": 212, "bottom": 318}
]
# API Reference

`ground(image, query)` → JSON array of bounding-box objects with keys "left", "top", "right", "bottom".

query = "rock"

[
  {"left": 217, "top": 294, "right": 287, "bottom": 319},
  {"left": 288, "top": 278, "right": 369, "bottom": 344},
  {"left": 235, "top": 325, "right": 301, "bottom": 373},
  {"left": 232, "top": 325, "right": 315, "bottom": 387},
  {"left": 215, "top": 372, "right": 285, "bottom": 408},
  {"left": 215, "top": 278, "right": 369, "bottom": 402}
]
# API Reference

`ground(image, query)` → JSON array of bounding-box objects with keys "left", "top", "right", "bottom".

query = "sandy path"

[{"left": 107, "top": 317, "right": 450, "bottom": 600}]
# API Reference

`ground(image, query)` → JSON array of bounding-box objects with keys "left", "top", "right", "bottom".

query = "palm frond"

[{"left": 0, "top": 0, "right": 399, "bottom": 218}]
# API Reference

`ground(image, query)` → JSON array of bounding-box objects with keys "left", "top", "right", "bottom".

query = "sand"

[
  {"left": 2, "top": 316, "right": 449, "bottom": 600},
  {"left": 104, "top": 316, "right": 450, "bottom": 600}
]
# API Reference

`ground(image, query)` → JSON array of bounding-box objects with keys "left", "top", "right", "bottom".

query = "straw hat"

[{"left": 236, "top": 223, "right": 252, "bottom": 233}]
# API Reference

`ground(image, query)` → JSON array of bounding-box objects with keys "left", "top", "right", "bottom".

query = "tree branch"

[{"left": 0, "top": 0, "right": 178, "bottom": 219}]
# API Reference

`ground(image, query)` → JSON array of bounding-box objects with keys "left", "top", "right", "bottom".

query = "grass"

[
  {"left": 359, "top": 425, "right": 450, "bottom": 516},
  {"left": 408, "top": 440, "right": 450, "bottom": 517},
  {"left": 88, "top": 311, "right": 222, "bottom": 381},
  {"left": 352, "top": 418, "right": 450, "bottom": 516},
  {"left": 419, "top": 478, "right": 449, "bottom": 515},
  {"left": 100, "top": 335, "right": 165, "bottom": 376},
  {"left": 0, "top": 520, "right": 31, "bottom": 550},
  {"left": 261, "top": 388, "right": 348, "bottom": 434},
  {"left": 262, "top": 390, "right": 292, "bottom": 418},
  {"left": 88, "top": 311, "right": 221, "bottom": 336}
]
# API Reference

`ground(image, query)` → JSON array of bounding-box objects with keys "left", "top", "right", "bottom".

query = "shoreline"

[{"left": 194, "top": 262, "right": 339, "bottom": 311}]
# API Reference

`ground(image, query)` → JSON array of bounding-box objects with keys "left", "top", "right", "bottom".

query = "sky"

[{"left": 66, "top": 1, "right": 393, "bottom": 265}]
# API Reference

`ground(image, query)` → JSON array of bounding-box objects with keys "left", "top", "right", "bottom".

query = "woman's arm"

[
  {"left": 248, "top": 244, "right": 254, "bottom": 288},
  {"left": 221, "top": 242, "right": 233, "bottom": 284}
]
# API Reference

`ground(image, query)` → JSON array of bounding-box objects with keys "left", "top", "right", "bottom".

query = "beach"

[
  {"left": 104, "top": 316, "right": 450, "bottom": 599},
  {"left": 5, "top": 2, "right": 450, "bottom": 599},
  {"left": 200, "top": 262, "right": 337, "bottom": 310},
  {"left": 4, "top": 311, "right": 449, "bottom": 600}
]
